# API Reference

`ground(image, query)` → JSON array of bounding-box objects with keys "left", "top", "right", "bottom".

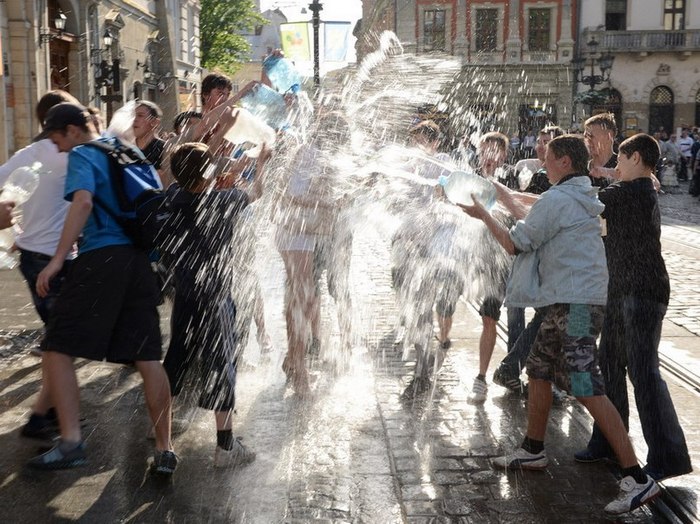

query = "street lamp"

[
  {"left": 103, "top": 29, "right": 113, "bottom": 48},
  {"left": 308, "top": 0, "right": 323, "bottom": 87},
  {"left": 39, "top": 9, "right": 67, "bottom": 46},
  {"left": 571, "top": 37, "right": 615, "bottom": 91}
]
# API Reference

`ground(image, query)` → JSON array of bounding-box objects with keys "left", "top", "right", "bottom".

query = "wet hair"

[
  {"left": 36, "top": 90, "right": 81, "bottom": 125},
  {"left": 584, "top": 113, "right": 618, "bottom": 136},
  {"left": 171, "top": 142, "right": 212, "bottom": 190},
  {"left": 173, "top": 111, "right": 203, "bottom": 135},
  {"left": 619, "top": 133, "right": 660, "bottom": 169},
  {"left": 86, "top": 106, "right": 104, "bottom": 134},
  {"left": 200, "top": 73, "right": 232, "bottom": 105},
  {"left": 539, "top": 125, "right": 564, "bottom": 138},
  {"left": 136, "top": 100, "right": 163, "bottom": 119},
  {"left": 547, "top": 134, "right": 589, "bottom": 174},
  {"left": 479, "top": 131, "right": 509, "bottom": 152},
  {"left": 409, "top": 120, "right": 441, "bottom": 142}
]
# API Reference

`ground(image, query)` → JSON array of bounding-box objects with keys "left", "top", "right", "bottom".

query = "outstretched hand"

[{"left": 457, "top": 195, "right": 488, "bottom": 221}]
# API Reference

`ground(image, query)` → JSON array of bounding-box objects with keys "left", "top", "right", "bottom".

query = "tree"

[{"left": 200, "top": 0, "right": 266, "bottom": 76}]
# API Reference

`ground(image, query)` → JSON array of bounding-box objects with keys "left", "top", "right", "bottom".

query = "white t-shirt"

[
  {"left": 678, "top": 136, "right": 694, "bottom": 158},
  {"left": 0, "top": 139, "right": 71, "bottom": 257}
]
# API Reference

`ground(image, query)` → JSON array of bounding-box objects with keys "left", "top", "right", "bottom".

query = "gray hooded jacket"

[{"left": 505, "top": 175, "right": 608, "bottom": 308}]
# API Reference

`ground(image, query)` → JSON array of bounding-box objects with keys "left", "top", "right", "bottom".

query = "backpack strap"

[{"left": 82, "top": 140, "right": 134, "bottom": 213}]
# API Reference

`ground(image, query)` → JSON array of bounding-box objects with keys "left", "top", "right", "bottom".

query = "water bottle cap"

[
  {"left": 287, "top": 84, "right": 300, "bottom": 94},
  {"left": 437, "top": 174, "right": 449, "bottom": 187}
]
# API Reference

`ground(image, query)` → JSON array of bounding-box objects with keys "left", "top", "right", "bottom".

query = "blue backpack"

[{"left": 84, "top": 139, "right": 171, "bottom": 251}]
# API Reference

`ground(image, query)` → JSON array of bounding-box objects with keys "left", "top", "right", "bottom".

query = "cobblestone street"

[{"left": 0, "top": 193, "right": 698, "bottom": 523}]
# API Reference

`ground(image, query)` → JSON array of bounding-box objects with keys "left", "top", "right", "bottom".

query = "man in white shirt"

[{"left": 677, "top": 128, "right": 694, "bottom": 181}]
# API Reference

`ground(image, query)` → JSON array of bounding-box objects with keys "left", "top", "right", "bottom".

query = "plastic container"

[
  {"left": 223, "top": 107, "right": 277, "bottom": 158},
  {"left": 239, "top": 83, "right": 288, "bottom": 130},
  {"left": 438, "top": 170, "right": 496, "bottom": 209},
  {"left": 0, "top": 162, "right": 42, "bottom": 270},
  {"left": 263, "top": 55, "right": 302, "bottom": 94}
]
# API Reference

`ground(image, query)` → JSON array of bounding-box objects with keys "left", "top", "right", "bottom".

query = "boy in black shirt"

[
  {"left": 161, "top": 142, "right": 266, "bottom": 468},
  {"left": 575, "top": 133, "right": 692, "bottom": 482}
]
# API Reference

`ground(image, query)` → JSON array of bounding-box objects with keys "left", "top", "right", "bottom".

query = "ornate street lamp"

[
  {"left": 308, "top": 0, "right": 323, "bottom": 87},
  {"left": 40, "top": 9, "right": 67, "bottom": 46},
  {"left": 103, "top": 29, "right": 113, "bottom": 48},
  {"left": 571, "top": 37, "right": 615, "bottom": 91}
]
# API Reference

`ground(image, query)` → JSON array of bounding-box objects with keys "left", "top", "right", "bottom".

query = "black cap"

[{"left": 38, "top": 102, "right": 90, "bottom": 139}]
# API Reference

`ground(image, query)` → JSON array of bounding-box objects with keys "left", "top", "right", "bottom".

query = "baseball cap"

[{"left": 38, "top": 102, "right": 90, "bottom": 139}]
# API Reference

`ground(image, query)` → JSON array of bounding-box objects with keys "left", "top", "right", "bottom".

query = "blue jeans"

[
  {"left": 18, "top": 249, "right": 72, "bottom": 326},
  {"left": 497, "top": 308, "right": 544, "bottom": 379},
  {"left": 588, "top": 296, "right": 691, "bottom": 474}
]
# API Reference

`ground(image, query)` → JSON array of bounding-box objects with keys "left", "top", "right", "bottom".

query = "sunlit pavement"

[{"left": 0, "top": 191, "right": 698, "bottom": 522}]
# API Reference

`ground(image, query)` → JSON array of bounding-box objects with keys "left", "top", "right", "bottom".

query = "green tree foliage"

[{"left": 200, "top": 0, "right": 266, "bottom": 76}]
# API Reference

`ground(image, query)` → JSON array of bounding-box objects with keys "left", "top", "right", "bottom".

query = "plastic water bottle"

[
  {"left": 263, "top": 55, "right": 302, "bottom": 94},
  {"left": 0, "top": 162, "right": 42, "bottom": 270},
  {"left": 438, "top": 170, "right": 496, "bottom": 210},
  {"left": 223, "top": 107, "right": 277, "bottom": 158},
  {"left": 239, "top": 83, "right": 288, "bottom": 130}
]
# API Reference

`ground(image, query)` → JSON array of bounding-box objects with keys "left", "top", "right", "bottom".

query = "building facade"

[
  {"left": 579, "top": 0, "right": 700, "bottom": 135},
  {"left": 359, "top": 0, "right": 578, "bottom": 136},
  {"left": 0, "top": 0, "right": 200, "bottom": 162}
]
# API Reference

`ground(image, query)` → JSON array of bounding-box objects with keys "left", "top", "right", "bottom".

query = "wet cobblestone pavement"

[{"left": 0, "top": 192, "right": 698, "bottom": 523}]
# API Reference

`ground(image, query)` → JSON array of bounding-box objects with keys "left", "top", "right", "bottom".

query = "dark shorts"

[
  {"left": 46, "top": 245, "right": 162, "bottom": 363},
  {"left": 19, "top": 249, "right": 73, "bottom": 325},
  {"left": 479, "top": 296, "right": 502, "bottom": 321},
  {"left": 526, "top": 303, "right": 606, "bottom": 397}
]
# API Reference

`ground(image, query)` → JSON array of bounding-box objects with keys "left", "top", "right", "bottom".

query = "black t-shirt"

[
  {"left": 524, "top": 167, "right": 551, "bottom": 194},
  {"left": 162, "top": 186, "right": 249, "bottom": 299},
  {"left": 141, "top": 138, "right": 166, "bottom": 170},
  {"left": 598, "top": 177, "right": 670, "bottom": 304},
  {"left": 589, "top": 153, "right": 617, "bottom": 189}
]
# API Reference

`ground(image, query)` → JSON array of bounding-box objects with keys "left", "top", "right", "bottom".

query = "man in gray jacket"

[{"left": 459, "top": 135, "right": 659, "bottom": 515}]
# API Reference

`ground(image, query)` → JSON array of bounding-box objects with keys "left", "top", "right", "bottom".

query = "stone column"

[
  {"left": 453, "top": 0, "right": 468, "bottom": 61},
  {"left": 505, "top": 0, "right": 521, "bottom": 63},
  {"left": 558, "top": 0, "right": 575, "bottom": 62}
]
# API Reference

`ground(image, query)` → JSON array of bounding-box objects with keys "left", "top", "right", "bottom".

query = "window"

[
  {"left": 475, "top": 9, "right": 498, "bottom": 52},
  {"left": 649, "top": 86, "right": 674, "bottom": 134},
  {"left": 664, "top": 0, "right": 685, "bottom": 30},
  {"left": 605, "top": 0, "right": 627, "bottom": 31},
  {"left": 424, "top": 9, "right": 446, "bottom": 51},
  {"left": 528, "top": 9, "right": 551, "bottom": 52}
]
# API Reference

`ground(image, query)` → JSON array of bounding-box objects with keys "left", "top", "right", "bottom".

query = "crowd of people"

[{"left": 0, "top": 63, "right": 694, "bottom": 517}]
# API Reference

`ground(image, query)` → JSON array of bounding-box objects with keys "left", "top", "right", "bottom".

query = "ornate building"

[
  {"left": 579, "top": 0, "right": 700, "bottom": 134},
  {"left": 358, "top": 0, "right": 578, "bottom": 136},
  {"left": 0, "top": 0, "right": 201, "bottom": 162}
]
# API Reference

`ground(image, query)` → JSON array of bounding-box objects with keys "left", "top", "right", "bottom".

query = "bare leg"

[
  {"left": 136, "top": 360, "right": 173, "bottom": 452},
  {"left": 437, "top": 314, "right": 452, "bottom": 344},
  {"left": 42, "top": 351, "right": 81, "bottom": 442},
  {"left": 526, "top": 378, "right": 553, "bottom": 441},
  {"left": 32, "top": 363, "right": 53, "bottom": 415},
  {"left": 215, "top": 410, "right": 232, "bottom": 431},
  {"left": 578, "top": 395, "right": 638, "bottom": 468},
  {"left": 479, "top": 316, "right": 497, "bottom": 376}
]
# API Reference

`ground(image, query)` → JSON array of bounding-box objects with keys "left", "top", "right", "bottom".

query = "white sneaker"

[
  {"left": 469, "top": 377, "right": 488, "bottom": 403},
  {"left": 604, "top": 475, "right": 660, "bottom": 515},
  {"left": 213, "top": 438, "right": 256, "bottom": 468},
  {"left": 493, "top": 447, "right": 548, "bottom": 470}
]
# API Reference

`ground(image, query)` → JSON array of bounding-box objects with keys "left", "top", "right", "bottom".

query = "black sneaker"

[
  {"left": 492, "top": 369, "right": 528, "bottom": 395},
  {"left": 400, "top": 376, "right": 431, "bottom": 400},
  {"left": 21, "top": 413, "right": 59, "bottom": 441},
  {"left": 27, "top": 440, "right": 87, "bottom": 470},
  {"left": 150, "top": 450, "right": 178, "bottom": 475}
]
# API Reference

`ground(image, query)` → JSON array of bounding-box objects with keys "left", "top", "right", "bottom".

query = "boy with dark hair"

[
  {"left": 161, "top": 141, "right": 267, "bottom": 467},
  {"left": 173, "top": 111, "right": 203, "bottom": 136},
  {"left": 31, "top": 102, "right": 175, "bottom": 473},
  {"left": 200, "top": 73, "right": 233, "bottom": 111},
  {"left": 584, "top": 113, "right": 617, "bottom": 187},
  {"left": 575, "top": 133, "right": 692, "bottom": 481},
  {"left": 460, "top": 134, "right": 660, "bottom": 515},
  {"left": 133, "top": 100, "right": 165, "bottom": 172}
]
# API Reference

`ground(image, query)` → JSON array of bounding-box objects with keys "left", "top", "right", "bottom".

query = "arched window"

[{"left": 649, "top": 86, "right": 674, "bottom": 135}]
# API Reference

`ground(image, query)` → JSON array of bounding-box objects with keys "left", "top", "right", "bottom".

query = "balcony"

[{"left": 586, "top": 29, "right": 700, "bottom": 54}]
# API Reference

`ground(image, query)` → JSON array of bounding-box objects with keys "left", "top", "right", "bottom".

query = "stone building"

[
  {"left": 358, "top": 0, "right": 578, "bottom": 136},
  {"left": 579, "top": 0, "right": 700, "bottom": 135},
  {"left": 0, "top": 0, "right": 201, "bottom": 162}
]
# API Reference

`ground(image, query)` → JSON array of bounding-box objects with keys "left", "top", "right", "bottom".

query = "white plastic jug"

[
  {"left": 438, "top": 170, "right": 496, "bottom": 209},
  {"left": 0, "top": 162, "right": 42, "bottom": 269},
  {"left": 223, "top": 108, "right": 276, "bottom": 158}
]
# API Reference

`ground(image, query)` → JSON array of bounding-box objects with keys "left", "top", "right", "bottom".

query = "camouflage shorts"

[{"left": 526, "top": 303, "right": 606, "bottom": 397}]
